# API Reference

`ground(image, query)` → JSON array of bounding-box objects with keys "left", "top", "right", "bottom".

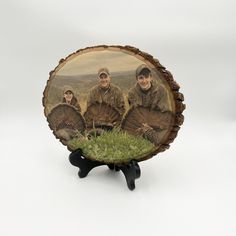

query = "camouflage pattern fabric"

[
  {"left": 87, "top": 83, "right": 125, "bottom": 115},
  {"left": 128, "top": 82, "right": 170, "bottom": 112}
]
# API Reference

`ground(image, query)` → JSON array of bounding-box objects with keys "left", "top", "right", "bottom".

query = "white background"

[{"left": 0, "top": 0, "right": 236, "bottom": 235}]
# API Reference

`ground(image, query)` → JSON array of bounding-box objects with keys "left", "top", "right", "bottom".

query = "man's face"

[
  {"left": 137, "top": 74, "right": 152, "bottom": 90},
  {"left": 64, "top": 91, "right": 73, "bottom": 102},
  {"left": 99, "top": 73, "right": 111, "bottom": 88}
]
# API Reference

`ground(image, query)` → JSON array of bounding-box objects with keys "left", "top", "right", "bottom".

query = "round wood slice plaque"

[{"left": 43, "top": 45, "right": 185, "bottom": 164}]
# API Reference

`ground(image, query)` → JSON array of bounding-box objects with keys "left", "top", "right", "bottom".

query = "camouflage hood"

[{"left": 63, "top": 85, "right": 75, "bottom": 95}]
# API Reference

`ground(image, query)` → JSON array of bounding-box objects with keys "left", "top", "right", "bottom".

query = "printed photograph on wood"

[{"left": 43, "top": 46, "right": 185, "bottom": 164}]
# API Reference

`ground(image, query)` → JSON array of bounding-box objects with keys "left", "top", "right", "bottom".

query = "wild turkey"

[
  {"left": 84, "top": 102, "right": 122, "bottom": 131},
  {"left": 47, "top": 104, "right": 86, "bottom": 142},
  {"left": 121, "top": 106, "right": 174, "bottom": 146}
]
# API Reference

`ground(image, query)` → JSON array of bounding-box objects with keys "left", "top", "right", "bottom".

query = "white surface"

[{"left": 0, "top": 0, "right": 236, "bottom": 235}]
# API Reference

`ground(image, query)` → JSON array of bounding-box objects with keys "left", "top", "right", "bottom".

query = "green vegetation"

[{"left": 67, "top": 128, "right": 155, "bottom": 164}]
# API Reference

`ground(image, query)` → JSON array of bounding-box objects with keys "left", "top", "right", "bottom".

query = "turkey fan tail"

[
  {"left": 84, "top": 102, "right": 122, "bottom": 129},
  {"left": 47, "top": 104, "right": 86, "bottom": 140},
  {"left": 121, "top": 106, "right": 174, "bottom": 146}
]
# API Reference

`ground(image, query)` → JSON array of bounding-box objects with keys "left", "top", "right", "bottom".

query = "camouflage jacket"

[
  {"left": 128, "top": 82, "right": 170, "bottom": 112},
  {"left": 87, "top": 83, "right": 125, "bottom": 115}
]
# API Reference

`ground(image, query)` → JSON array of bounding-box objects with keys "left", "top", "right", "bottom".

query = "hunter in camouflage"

[
  {"left": 87, "top": 67, "right": 126, "bottom": 116},
  {"left": 128, "top": 64, "right": 170, "bottom": 112}
]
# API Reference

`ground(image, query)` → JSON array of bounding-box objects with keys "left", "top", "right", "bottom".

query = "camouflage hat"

[
  {"left": 136, "top": 64, "right": 151, "bottom": 78},
  {"left": 98, "top": 67, "right": 110, "bottom": 77}
]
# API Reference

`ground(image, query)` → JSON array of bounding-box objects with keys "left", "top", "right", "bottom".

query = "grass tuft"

[{"left": 67, "top": 128, "right": 156, "bottom": 164}]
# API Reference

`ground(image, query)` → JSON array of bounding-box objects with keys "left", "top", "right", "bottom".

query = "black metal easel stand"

[{"left": 69, "top": 149, "right": 141, "bottom": 190}]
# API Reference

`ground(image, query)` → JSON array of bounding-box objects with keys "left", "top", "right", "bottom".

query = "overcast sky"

[{"left": 56, "top": 49, "right": 146, "bottom": 76}]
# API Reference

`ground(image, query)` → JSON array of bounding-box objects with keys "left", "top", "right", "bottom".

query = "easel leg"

[
  {"left": 69, "top": 149, "right": 105, "bottom": 178},
  {"left": 69, "top": 149, "right": 141, "bottom": 190},
  {"left": 119, "top": 160, "right": 141, "bottom": 190}
]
